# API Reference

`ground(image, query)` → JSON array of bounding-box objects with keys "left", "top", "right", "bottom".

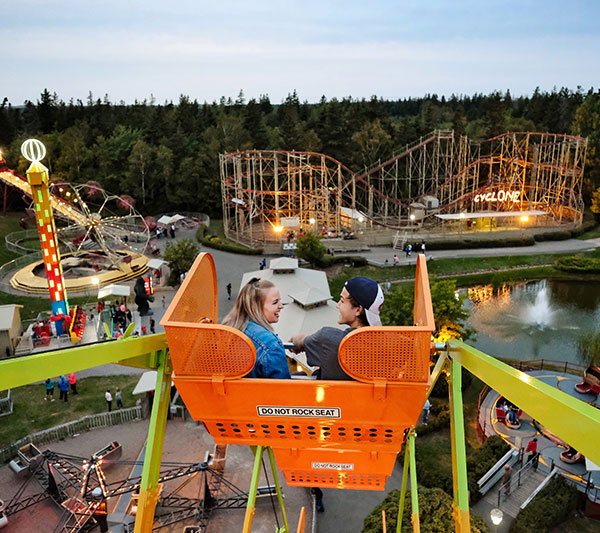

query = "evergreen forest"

[{"left": 0, "top": 87, "right": 599, "bottom": 218}]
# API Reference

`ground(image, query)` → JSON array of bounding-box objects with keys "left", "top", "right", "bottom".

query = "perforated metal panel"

[
  {"left": 339, "top": 328, "right": 430, "bottom": 383},
  {"left": 284, "top": 471, "right": 387, "bottom": 490},
  {"left": 206, "top": 420, "right": 404, "bottom": 447},
  {"left": 168, "top": 325, "right": 256, "bottom": 378},
  {"left": 160, "top": 252, "right": 218, "bottom": 325},
  {"left": 273, "top": 447, "right": 398, "bottom": 490}
]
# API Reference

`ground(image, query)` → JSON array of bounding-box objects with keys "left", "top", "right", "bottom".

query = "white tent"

[
  {"left": 170, "top": 214, "right": 185, "bottom": 222},
  {"left": 98, "top": 284, "right": 131, "bottom": 299},
  {"left": 146, "top": 258, "right": 167, "bottom": 270},
  {"left": 157, "top": 215, "right": 172, "bottom": 225},
  {"left": 133, "top": 370, "right": 174, "bottom": 395}
]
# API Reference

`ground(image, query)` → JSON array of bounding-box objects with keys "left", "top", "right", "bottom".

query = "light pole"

[{"left": 490, "top": 508, "right": 503, "bottom": 533}]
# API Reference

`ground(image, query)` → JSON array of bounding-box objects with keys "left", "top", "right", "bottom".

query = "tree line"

[{"left": 0, "top": 87, "right": 599, "bottom": 218}]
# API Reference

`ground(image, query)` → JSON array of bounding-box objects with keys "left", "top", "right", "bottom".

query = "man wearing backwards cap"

[{"left": 290, "top": 276, "right": 384, "bottom": 380}]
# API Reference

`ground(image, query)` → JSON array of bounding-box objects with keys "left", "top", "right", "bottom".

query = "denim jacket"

[{"left": 244, "top": 320, "right": 291, "bottom": 379}]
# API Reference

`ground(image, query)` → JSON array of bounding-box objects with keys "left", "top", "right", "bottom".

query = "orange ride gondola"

[{"left": 161, "top": 252, "right": 434, "bottom": 491}]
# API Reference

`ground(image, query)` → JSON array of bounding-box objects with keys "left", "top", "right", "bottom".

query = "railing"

[
  {"left": 511, "top": 358, "right": 587, "bottom": 375},
  {"left": 0, "top": 405, "right": 142, "bottom": 463},
  {"left": 497, "top": 459, "right": 535, "bottom": 507},
  {"left": 477, "top": 448, "right": 518, "bottom": 496},
  {"left": 0, "top": 389, "right": 12, "bottom": 417},
  {"left": 0, "top": 252, "right": 43, "bottom": 291},
  {"left": 477, "top": 384, "right": 491, "bottom": 435},
  {"left": 536, "top": 456, "right": 600, "bottom": 504}
]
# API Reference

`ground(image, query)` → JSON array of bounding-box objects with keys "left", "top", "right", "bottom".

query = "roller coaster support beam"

[
  {"left": 0, "top": 334, "right": 168, "bottom": 392},
  {"left": 134, "top": 349, "right": 172, "bottom": 533},
  {"left": 448, "top": 358, "right": 471, "bottom": 533},
  {"left": 448, "top": 340, "right": 600, "bottom": 467}
]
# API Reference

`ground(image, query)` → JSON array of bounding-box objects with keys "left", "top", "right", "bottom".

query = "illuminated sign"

[
  {"left": 474, "top": 190, "right": 520, "bottom": 203},
  {"left": 143, "top": 276, "right": 154, "bottom": 296}
]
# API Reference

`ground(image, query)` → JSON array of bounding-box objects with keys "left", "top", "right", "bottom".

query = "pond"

[{"left": 463, "top": 279, "right": 600, "bottom": 364}]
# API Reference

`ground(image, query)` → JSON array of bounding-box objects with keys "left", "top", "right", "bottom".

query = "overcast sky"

[{"left": 3, "top": 0, "right": 599, "bottom": 105}]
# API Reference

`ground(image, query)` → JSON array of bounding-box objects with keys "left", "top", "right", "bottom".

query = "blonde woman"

[{"left": 222, "top": 278, "right": 290, "bottom": 379}]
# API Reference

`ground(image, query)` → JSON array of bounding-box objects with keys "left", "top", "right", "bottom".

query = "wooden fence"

[{"left": 0, "top": 405, "right": 142, "bottom": 463}]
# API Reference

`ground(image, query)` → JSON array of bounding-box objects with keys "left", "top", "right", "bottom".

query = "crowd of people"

[
  {"left": 97, "top": 299, "right": 133, "bottom": 337},
  {"left": 44, "top": 373, "right": 78, "bottom": 402}
]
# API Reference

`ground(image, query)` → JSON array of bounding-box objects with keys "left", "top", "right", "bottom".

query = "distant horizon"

[{"left": 4, "top": 84, "right": 596, "bottom": 108}]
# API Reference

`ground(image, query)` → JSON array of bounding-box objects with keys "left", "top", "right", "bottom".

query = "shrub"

[
  {"left": 296, "top": 233, "right": 326, "bottom": 266},
  {"left": 510, "top": 476, "right": 579, "bottom": 533},
  {"left": 534, "top": 230, "right": 572, "bottom": 241},
  {"left": 362, "top": 487, "right": 489, "bottom": 532},
  {"left": 196, "top": 226, "right": 263, "bottom": 255},
  {"left": 164, "top": 239, "right": 200, "bottom": 285},
  {"left": 466, "top": 436, "right": 510, "bottom": 503},
  {"left": 554, "top": 255, "right": 600, "bottom": 273}
]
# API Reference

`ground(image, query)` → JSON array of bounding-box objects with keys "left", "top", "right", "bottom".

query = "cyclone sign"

[{"left": 21, "top": 139, "right": 47, "bottom": 163}]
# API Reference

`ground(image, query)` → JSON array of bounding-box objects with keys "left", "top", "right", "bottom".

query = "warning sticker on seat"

[
  {"left": 312, "top": 462, "right": 354, "bottom": 470},
  {"left": 256, "top": 406, "right": 341, "bottom": 418}
]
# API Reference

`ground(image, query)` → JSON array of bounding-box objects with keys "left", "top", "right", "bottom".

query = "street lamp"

[{"left": 490, "top": 508, "right": 503, "bottom": 532}]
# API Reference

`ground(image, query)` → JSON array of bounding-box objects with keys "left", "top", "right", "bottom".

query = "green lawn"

[{"left": 1, "top": 374, "right": 142, "bottom": 449}]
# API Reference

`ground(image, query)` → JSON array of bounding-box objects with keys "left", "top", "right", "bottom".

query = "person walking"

[
  {"left": 162, "top": 295, "right": 166, "bottom": 309},
  {"left": 68, "top": 372, "right": 78, "bottom": 395},
  {"left": 393, "top": 254, "right": 399, "bottom": 266},
  {"left": 526, "top": 438, "right": 538, "bottom": 468},
  {"left": 150, "top": 317, "right": 156, "bottom": 334},
  {"left": 58, "top": 376, "right": 69, "bottom": 402},
  {"left": 501, "top": 464, "right": 512, "bottom": 495},
  {"left": 422, "top": 398, "right": 431, "bottom": 425},
  {"left": 405, "top": 243, "right": 412, "bottom": 257},
  {"left": 226, "top": 283, "right": 232, "bottom": 300},
  {"left": 44, "top": 378, "right": 55, "bottom": 401},
  {"left": 311, "top": 487, "right": 325, "bottom": 512},
  {"left": 105, "top": 390, "right": 113, "bottom": 412},
  {"left": 421, "top": 241, "right": 426, "bottom": 253},
  {"left": 115, "top": 388, "right": 123, "bottom": 409}
]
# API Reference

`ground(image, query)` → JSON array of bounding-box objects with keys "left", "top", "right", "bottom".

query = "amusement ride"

[{"left": 0, "top": 136, "right": 598, "bottom": 532}]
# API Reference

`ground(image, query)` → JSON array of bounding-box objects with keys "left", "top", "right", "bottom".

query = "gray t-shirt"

[{"left": 304, "top": 327, "right": 355, "bottom": 380}]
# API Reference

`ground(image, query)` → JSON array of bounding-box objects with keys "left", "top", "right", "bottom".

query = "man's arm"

[{"left": 290, "top": 333, "right": 308, "bottom": 352}]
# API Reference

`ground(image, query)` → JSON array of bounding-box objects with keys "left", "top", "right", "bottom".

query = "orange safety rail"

[{"left": 162, "top": 253, "right": 435, "bottom": 490}]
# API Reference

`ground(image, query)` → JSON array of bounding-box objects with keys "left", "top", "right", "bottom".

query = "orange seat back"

[{"left": 163, "top": 253, "right": 435, "bottom": 490}]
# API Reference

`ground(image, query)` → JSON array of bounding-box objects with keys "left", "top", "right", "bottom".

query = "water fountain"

[{"left": 521, "top": 287, "right": 555, "bottom": 330}]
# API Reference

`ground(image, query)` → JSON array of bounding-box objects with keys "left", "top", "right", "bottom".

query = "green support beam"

[
  {"left": 134, "top": 349, "right": 172, "bottom": 533},
  {"left": 448, "top": 340, "right": 600, "bottom": 466},
  {"left": 408, "top": 432, "right": 420, "bottom": 532},
  {"left": 0, "top": 334, "right": 168, "bottom": 391},
  {"left": 396, "top": 441, "right": 411, "bottom": 533},
  {"left": 448, "top": 358, "right": 470, "bottom": 532}
]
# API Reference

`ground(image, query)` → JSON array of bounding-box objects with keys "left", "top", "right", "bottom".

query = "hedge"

[
  {"left": 362, "top": 487, "right": 489, "bottom": 532},
  {"left": 510, "top": 476, "right": 579, "bottom": 533},
  {"left": 196, "top": 226, "right": 263, "bottom": 255},
  {"left": 316, "top": 254, "right": 368, "bottom": 268},
  {"left": 423, "top": 236, "right": 536, "bottom": 250},
  {"left": 415, "top": 435, "right": 509, "bottom": 504}
]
